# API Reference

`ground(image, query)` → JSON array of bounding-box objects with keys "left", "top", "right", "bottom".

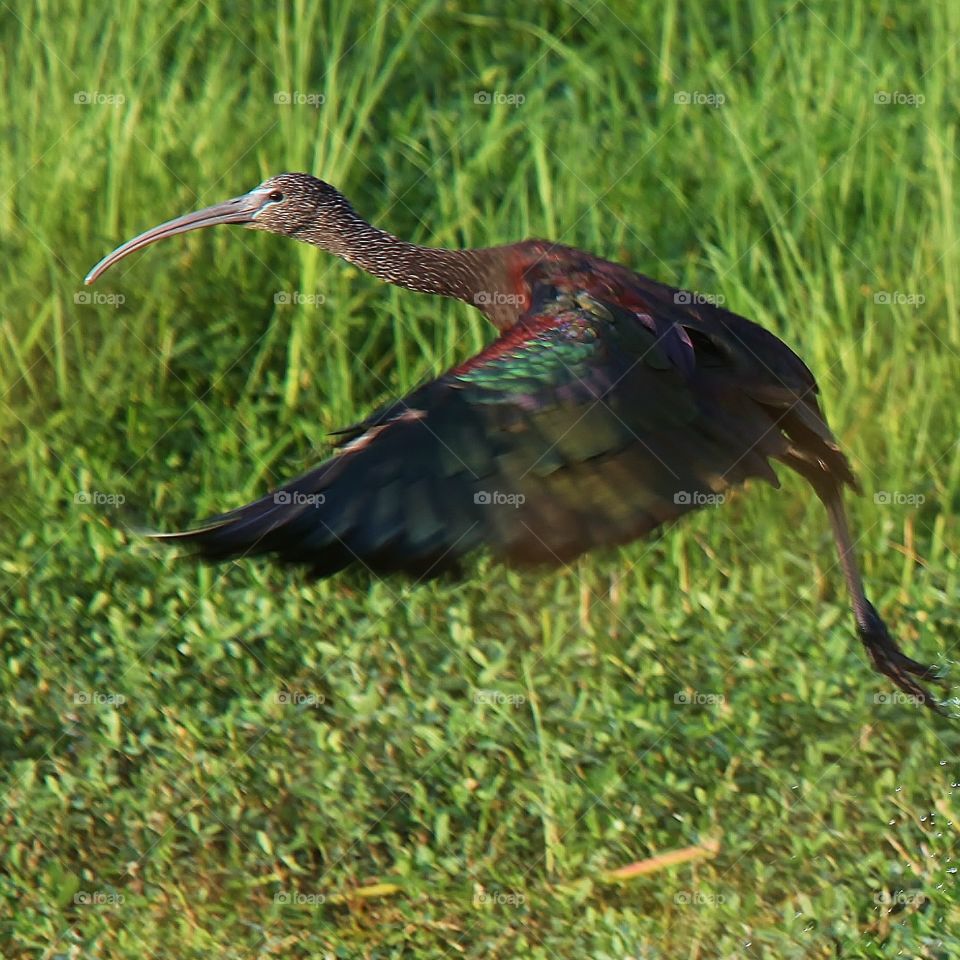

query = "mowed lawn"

[{"left": 2, "top": 0, "right": 959, "bottom": 956}]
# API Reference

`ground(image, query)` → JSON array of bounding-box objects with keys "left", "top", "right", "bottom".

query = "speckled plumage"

[{"left": 85, "top": 172, "right": 943, "bottom": 710}]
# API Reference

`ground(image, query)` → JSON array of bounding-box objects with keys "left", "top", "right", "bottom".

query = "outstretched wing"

[{"left": 152, "top": 285, "right": 818, "bottom": 577}]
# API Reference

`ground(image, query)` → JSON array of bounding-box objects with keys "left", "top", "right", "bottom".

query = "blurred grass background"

[{"left": 2, "top": 0, "right": 959, "bottom": 956}]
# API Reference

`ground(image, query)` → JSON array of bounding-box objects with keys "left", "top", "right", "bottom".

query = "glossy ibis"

[{"left": 85, "top": 173, "right": 943, "bottom": 711}]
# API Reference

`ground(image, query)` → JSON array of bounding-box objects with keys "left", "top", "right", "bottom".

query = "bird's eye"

[{"left": 268, "top": 190, "right": 284, "bottom": 203}]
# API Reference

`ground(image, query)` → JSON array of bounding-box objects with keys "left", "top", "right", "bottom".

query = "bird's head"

[
  {"left": 85, "top": 173, "right": 356, "bottom": 284},
  {"left": 244, "top": 173, "right": 354, "bottom": 237}
]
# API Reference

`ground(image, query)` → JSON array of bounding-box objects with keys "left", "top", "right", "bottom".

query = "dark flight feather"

[{"left": 153, "top": 283, "right": 841, "bottom": 579}]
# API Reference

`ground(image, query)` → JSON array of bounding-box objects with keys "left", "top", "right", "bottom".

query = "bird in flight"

[{"left": 85, "top": 173, "right": 944, "bottom": 711}]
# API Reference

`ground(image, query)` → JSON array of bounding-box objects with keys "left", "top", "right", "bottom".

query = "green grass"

[{"left": 2, "top": 0, "right": 960, "bottom": 955}]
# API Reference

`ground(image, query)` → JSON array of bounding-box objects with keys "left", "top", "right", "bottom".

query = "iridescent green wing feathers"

[{"left": 154, "top": 286, "right": 809, "bottom": 576}]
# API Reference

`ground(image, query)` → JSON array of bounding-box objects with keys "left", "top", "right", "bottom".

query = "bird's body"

[
  {"left": 182, "top": 254, "right": 834, "bottom": 576},
  {"left": 85, "top": 173, "right": 943, "bottom": 709}
]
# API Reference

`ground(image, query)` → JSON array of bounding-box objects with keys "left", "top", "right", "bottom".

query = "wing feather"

[{"left": 153, "top": 284, "right": 848, "bottom": 575}]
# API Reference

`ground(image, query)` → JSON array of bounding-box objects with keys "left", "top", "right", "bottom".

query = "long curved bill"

[{"left": 84, "top": 193, "right": 262, "bottom": 285}]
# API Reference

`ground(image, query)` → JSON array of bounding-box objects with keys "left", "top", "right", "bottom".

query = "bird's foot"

[{"left": 858, "top": 601, "right": 945, "bottom": 714}]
